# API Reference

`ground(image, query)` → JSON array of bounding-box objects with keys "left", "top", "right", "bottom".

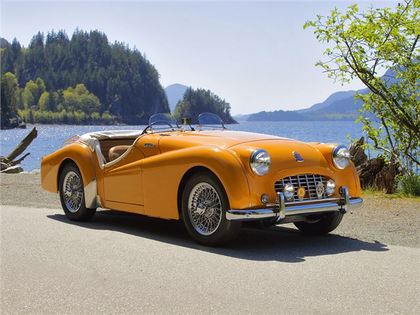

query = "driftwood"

[
  {"left": 0, "top": 127, "right": 37, "bottom": 174},
  {"left": 349, "top": 136, "right": 400, "bottom": 194}
]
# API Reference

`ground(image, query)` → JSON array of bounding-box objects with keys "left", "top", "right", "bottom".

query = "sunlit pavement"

[{"left": 1, "top": 205, "right": 419, "bottom": 314}]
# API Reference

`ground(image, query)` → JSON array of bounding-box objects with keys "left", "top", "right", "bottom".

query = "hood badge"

[{"left": 293, "top": 151, "right": 304, "bottom": 162}]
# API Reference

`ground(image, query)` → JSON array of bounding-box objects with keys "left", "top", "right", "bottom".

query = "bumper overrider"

[{"left": 226, "top": 186, "right": 363, "bottom": 222}]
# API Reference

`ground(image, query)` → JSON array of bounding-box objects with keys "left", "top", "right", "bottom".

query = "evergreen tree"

[
  {"left": 174, "top": 88, "right": 236, "bottom": 124},
  {"left": 0, "top": 30, "right": 169, "bottom": 124},
  {"left": 1, "top": 72, "right": 19, "bottom": 128}
]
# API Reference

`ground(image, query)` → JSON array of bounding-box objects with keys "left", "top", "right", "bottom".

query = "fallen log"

[
  {"left": 0, "top": 127, "right": 37, "bottom": 174},
  {"left": 5, "top": 127, "right": 37, "bottom": 162}
]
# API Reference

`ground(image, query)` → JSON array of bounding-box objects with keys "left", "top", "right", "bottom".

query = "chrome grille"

[{"left": 274, "top": 174, "right": 329, "bottom": 201}]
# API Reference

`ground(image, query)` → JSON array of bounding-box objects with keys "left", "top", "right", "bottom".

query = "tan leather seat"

[{"left": 108, "top": 145, "right": 130, "bottom": 162}]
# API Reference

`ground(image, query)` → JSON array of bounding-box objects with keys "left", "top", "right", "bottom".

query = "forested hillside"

[
  {"left": 1, "top": 30, "right": 169, "bottom": 127},
  {"left": 174, "top": 88, "right": 236, "bottom": 124}
]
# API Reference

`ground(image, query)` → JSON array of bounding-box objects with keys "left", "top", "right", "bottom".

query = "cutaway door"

[{"left": 103, "top": 146, "right": 145, "bottom": 211}]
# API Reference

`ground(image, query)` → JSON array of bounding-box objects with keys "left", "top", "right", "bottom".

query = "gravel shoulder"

[{"left": 1, "top": 173, "right": 419, "bottom": 248}]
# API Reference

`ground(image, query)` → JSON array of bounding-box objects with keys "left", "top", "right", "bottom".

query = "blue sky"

[{"left": 1, "top": 0, "right": 396, "bottom": 114}]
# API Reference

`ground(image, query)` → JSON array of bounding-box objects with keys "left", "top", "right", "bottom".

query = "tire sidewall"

[
  {"left": 294, "top": 212, "right": 343, "bottom": 235},
  {"left": 59, "top": 163, "right": 92, "bottom": 221},
  {"left": 181, "top": 173, "right": 240, "bottom": 245}
]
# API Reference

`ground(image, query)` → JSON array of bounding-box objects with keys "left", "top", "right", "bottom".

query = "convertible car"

[{"left": 41, "top": 113, "right": 362, "bottom": 245}]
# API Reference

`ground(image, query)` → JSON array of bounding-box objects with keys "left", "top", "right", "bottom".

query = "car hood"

[
  {"left": 229, "top": 137, "right": 331, "bottom": 172},
  {"left": 158, "top": 130, "right": 288, "bottom": 152},
  {"left": 158, "top": 130, "right": 330, "bottom": 169}
]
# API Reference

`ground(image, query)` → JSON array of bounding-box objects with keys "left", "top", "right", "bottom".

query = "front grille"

[{"left": 274, "top": 174, "right": 329, "bottom": 202}]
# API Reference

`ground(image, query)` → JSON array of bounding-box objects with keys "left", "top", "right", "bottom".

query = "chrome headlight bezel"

[
  {"left": 283, "top": 183, "right": 295, "bottom": 201},
  {"left": 250, "top": 149, "right": 271, "bottom": 176},
  {"left": 325, "top": 179, "right": 336, "bottom": 196},
  {"left": 332, "top": 145, "right": 351, "bottom": 169}
]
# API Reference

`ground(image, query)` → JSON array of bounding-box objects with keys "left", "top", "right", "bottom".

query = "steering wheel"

[{"left": 141, "top": 120, "right": 176, "bottom": 135}]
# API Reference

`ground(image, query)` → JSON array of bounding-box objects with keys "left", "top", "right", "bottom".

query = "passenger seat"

[{"left": 108, "top": 145, "right": 130, "bottom": 162}]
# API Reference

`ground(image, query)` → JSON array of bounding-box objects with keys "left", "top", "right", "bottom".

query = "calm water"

[{"left": 0, "top": 121, "right": 363, "bottom": 171}]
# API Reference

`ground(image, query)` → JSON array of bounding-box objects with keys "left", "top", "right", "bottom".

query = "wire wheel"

[
  {"left": 187, "top": 182, "right": 223, "bottom": 236},
  {"left": 62, "top": 170, "right": 84, "bottom": 213}
]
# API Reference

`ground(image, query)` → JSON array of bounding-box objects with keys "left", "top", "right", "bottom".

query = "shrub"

[{"left": 397, "top": 175, "right": 420, "bottom": 197}]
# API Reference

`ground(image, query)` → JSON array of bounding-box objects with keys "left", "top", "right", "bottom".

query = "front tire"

[
  {"left": 181, "top": 172, "right": 240, "bottom": 246},
  {"left": 59, "top": 163, "right": 96, "bottom": 221},
  {"left": 294, "top": 212, "right": 343, "bottom": 235}
]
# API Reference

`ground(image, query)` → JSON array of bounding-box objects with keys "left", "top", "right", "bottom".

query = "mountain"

[
  {"left": 247, "top": 89, "right": 368, "bottom": 121},
  {"left": 165, "top": 83, "right": 188, "bottom": 112},
  {"left": 247, "top": 110, "right": 304, "bottom": 121},
  {"left": 247, "top": 69, "right": 400, "bottom": 122},
  {"left": 298, "top": 90, "right": 356, "bottom": 113},
  {"left": 233, "top": 114, "right": 251, "bottom": 122}
]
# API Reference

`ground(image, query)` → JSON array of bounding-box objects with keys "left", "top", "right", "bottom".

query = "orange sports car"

[{"left": 41, "top": 113, "right": 363, "bottom": 245}]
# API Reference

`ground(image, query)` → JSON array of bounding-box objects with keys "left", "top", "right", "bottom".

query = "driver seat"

[{"left": 109, "top": 145, "right": 130, "bottom": 162}]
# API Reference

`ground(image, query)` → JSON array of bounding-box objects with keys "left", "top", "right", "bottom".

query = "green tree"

[
  {"left": 304, "top": 0, "right": 419, "bottom": 170},
  {"left": 22, "top": 80, "right": 36, "bottom": 108},
  {"left": 1, "top": 72, "right": 19, "bottom": 128},
  {"left": 62, "top": 84, "right": 100, "bottom": 114},
  {"left": 38, "top": 91, "right": 58, "bottom": 111},
  {"left": 38, "top": 91, "right": 49, "bottom": 111},
  {"left": 1, "top": 30, "right": 169, "bottom": 124},
  {"left": 22, "top": 78, "right": 46, "bottom": 108},
  {"left": 174, "top": 88, "right": 236, "bottom": 124}
]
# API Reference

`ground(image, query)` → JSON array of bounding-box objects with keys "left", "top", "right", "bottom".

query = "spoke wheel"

[
  {"left": 59, "top": 163, "right": 96, "bottom": 221},
  {"left": 188, "top": 183, "right": 223, "bottom": 236},
  {"left": 62, "top": 171, "right": 83, "bottom": 213},
  {"left": 181, "top": 172, "right": 241, "bottom": 246}
]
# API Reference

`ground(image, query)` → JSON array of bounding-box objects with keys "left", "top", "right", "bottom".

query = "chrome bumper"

[{"left": 226, "top": 186, "right": 363, "bottom": 222}]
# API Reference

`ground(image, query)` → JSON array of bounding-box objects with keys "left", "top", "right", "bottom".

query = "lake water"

[{"left": 0, "top": 121, "right": 363, "bottom": 171}]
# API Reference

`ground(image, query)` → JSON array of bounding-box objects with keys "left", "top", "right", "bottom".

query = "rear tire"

[
  {"left": 181, "top": 172, "right": 241, "bottom": 246},
  {"left": 59, "top": 163, "right": 96, "bottom": 221},
  {"left": 294, "top": 212, "right": 343, "bottom": 235}
]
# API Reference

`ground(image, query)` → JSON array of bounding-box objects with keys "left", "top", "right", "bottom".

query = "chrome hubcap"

[
  {"left": 62, "top": 171, "right": 83, "bottom": 213},
  {"left": 188, "top": 182, "right": 223, "bottom": 236}
]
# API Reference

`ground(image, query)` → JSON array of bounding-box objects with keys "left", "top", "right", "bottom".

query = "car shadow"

[{"left": 47, "top": 210, "right": 388, "bottom": 263}]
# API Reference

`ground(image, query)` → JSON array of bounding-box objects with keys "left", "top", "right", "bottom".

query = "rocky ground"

[{"left": 1, "top": 173, "right": 419, "bottom": 248}]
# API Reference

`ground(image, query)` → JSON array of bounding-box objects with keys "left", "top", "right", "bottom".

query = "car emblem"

[
  {"left": 297, "top": 187, "right": 306, "bottom": 200},
  {"left": 316, "top": 182, "right": 325, "bottom": 198},
  {"left": 293, "top": 151, "right": 304, "bottom": 162}
]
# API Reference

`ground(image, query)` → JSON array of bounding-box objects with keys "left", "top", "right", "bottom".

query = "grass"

[{"left": 362, "top": 186, "right": 420, "bottom": 200}]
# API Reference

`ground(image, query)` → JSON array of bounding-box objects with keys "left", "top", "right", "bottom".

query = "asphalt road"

[{"left": 1, "top": 205, "right": 419, "bottom": 314}]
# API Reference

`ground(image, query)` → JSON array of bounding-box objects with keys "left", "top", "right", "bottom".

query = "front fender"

[
  {"left": 140, "top": 146, "right": 250, "bottom": 220},
  {"left": 41, "top": 143, "right": 97, "bottom": 207}
]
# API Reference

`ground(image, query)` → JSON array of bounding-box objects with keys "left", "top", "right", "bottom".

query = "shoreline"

[{"left": 1, "top": 173, "right": 419, "bottom": 248}]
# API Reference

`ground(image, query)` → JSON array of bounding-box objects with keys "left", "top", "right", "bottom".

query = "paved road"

[{"left": 1, "top": 205, "right": 419, "bottom": 314}]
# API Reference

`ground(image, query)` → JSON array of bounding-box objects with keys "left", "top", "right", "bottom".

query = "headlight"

[
  {"left": 333, "top": 145, "right": 350, "bottom": 169},
  {"left": 250, "top": 149, "right": 271, "bottom": 176},
  {"left": 283, "top": 183, "right": 295, "bottom": 201},
  {"left": 325, "top": 179, "right": 336, "bottom": 196}
]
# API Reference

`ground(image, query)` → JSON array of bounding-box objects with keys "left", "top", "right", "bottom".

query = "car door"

[{"left": 102, "top": 142, "right": 146, "bottom": 213}]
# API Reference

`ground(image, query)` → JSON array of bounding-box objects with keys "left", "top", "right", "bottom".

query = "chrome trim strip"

[
  {"left": 226, "top": 186, "right": 363, "bottom": 222},
  {"left": 265, "top": 197, "right": 341, "bottom": 207},
  {"left": 226, "top": 209, "right": 276, "bottom": 220}
]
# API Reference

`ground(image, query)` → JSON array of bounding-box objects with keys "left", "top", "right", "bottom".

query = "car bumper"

[{"left": 226, "top": 186, "right": 363, "bottom": 222}]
